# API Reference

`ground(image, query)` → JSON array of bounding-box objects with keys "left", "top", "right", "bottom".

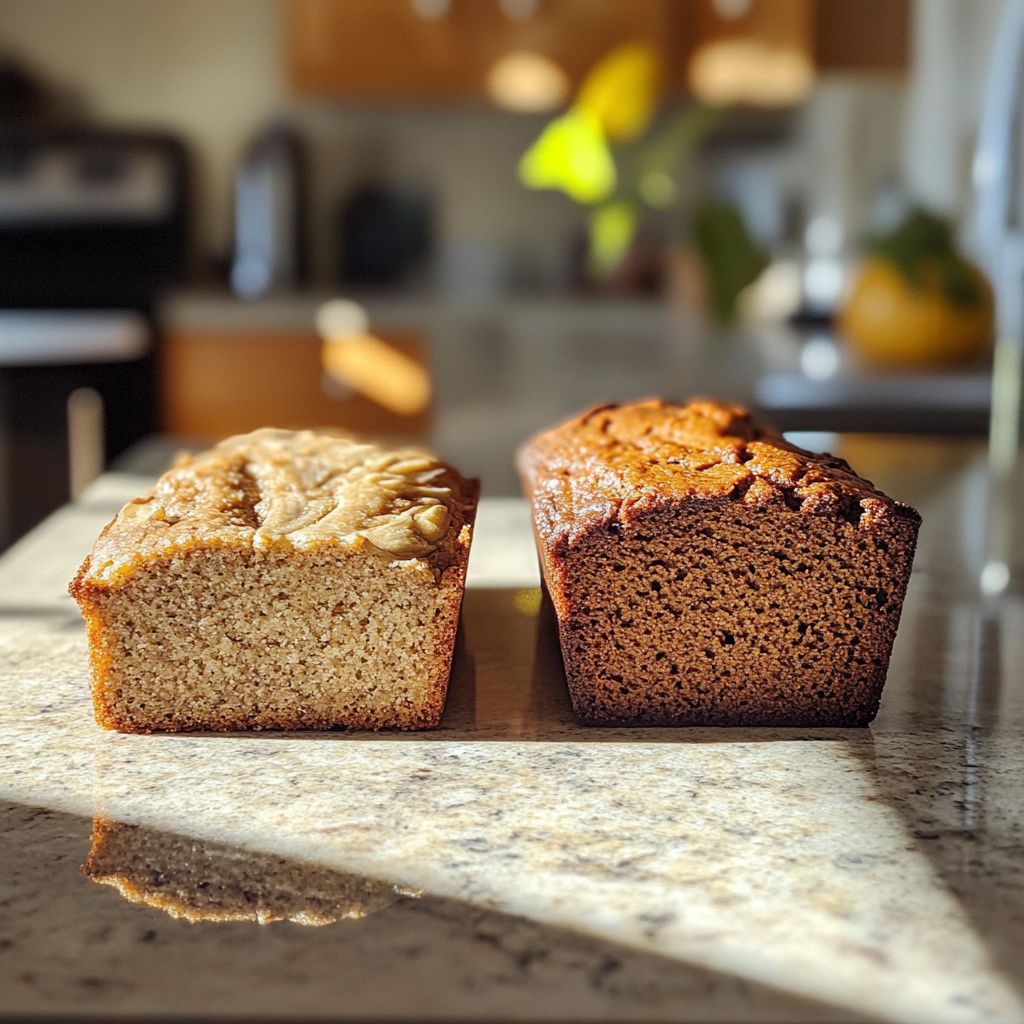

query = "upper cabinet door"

[
  {"left": 814, "top": 0, "right": 910, "bottom": 73},
  {"left": 287, "top": 0, "right": 466, "bottom": 98},
  {"left": 285, "top": 0, "right": 908, "bottom": 102},
  {"left": 285, "top": 0, "right": 677, "bottom": 100}
]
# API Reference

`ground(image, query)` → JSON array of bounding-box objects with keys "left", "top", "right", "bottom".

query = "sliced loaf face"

[
  {"left": 71, "top": 429, "right": 478, "bottom": 732},
  {"left": 519, "top": 400, "right": 920, "bottom": 727}
]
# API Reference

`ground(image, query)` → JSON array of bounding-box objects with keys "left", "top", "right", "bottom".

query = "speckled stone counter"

[{"left": 1, "top": 438, "right": 1023, "bottom": 1023}]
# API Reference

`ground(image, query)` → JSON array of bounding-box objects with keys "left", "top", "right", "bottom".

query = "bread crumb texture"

[
  {"left": 70, "top": 429, "right": 478, "bottom": 732},
  {"left": 518, "top": 400, "right": 921, "bottom": 727}
]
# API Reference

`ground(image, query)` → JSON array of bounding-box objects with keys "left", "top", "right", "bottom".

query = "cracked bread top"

[
  {"left": 518, "top": 399, "right": 920, "bottom": 549},
  {"left": 76, "top": 428, "right": 477, "bottom": 589}
]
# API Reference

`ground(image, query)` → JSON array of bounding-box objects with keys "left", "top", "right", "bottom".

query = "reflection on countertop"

[
  {"left": 2, "top": 801, "right": 860, "bottom": 1023},
  {"left": 82, "top": 816, "right": 418, "bottom": 925},
  {"left": 1, "top": 438, "right": 1024, "bottom": 1023}
]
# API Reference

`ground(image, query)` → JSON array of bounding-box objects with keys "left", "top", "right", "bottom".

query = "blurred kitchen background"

[{"left": 0, "top": 0, "right": 1010, "bottom": 548}]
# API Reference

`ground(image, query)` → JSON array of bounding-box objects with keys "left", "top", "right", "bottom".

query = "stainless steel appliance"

[
  {"left": 0, "top": 128, "right": 188, "bottom": 548},
  {"left": 968, "top": 0, "right": 1024, "bottom": 594},
  {"left": 230, "top": 124, "right": 304, "bottom": 298}
]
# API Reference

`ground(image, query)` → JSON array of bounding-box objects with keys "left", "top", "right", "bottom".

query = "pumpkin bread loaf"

[
  {"left": 518, "top": 400, "right": 920, "bottom": 727},
  {"left": 71, "top": 428, "right": 478, "bottom": 732}
]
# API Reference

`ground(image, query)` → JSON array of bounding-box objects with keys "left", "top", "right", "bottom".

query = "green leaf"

[
  {"left": 693, "top": 201, "right": 768, "bottom": 320},
  {"left": 868, "top": 207, "right": 981, "bottom": 307},
  {"left": 636, "top": 103, "right": 727, "bottom": 177}
]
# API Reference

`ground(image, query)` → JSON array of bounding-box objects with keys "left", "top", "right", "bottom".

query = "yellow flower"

[
  {"left": 588, "top": 200, "right": 638, "bottom": 275},
  {"left": 518, "top": 107, "right": 616, "bottom": 204},
  {"left": 577, "top": 42, "right": 661, "bottom": 143}
]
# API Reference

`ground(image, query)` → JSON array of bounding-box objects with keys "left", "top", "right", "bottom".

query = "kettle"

[{"left": 231, "top": 123, "right": 305, "bottom": 297}]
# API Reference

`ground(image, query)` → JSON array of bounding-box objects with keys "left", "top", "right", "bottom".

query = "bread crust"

[
  {"left": 70, "top": 430, "right": 478, "bottom": 733},
  {"left": 519, "top": 400, "right": 920, "bottom": 727}
]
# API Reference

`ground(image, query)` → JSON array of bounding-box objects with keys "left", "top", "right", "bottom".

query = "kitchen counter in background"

[
  {"left": 1, "top": 436, "right": 1023, "bottom": 1023},
  {"left": 160, "top": 291, "right": 994, "bottom": 495}
]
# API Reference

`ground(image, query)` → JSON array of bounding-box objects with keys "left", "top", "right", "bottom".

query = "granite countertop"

[
  {"left": 1, "top": 437, "right": 1023, "bottom": 1023},
  {"left": 161, "top": 290, "right": 993, "bottom": 439}
]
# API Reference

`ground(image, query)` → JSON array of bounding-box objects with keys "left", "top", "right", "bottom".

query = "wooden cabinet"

[
  {"left": 162, "top": 328, "right": 430, "bottom": 440},
  {"left": 814, "top": 0, "right": 910, "bottom": 74},
  {"left": 285, "top": 0, "right": 909, "bottom": 102},
  {"left": 286, "top": 0, "right": 677, "bottom": 100}
]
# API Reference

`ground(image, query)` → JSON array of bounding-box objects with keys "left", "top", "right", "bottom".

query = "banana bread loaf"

[
  {"left": 71, "top": 428, "right": 478, "bottom": 732},
  {"left": 518, "top": 400, "right": 920, "bottom": 727}
]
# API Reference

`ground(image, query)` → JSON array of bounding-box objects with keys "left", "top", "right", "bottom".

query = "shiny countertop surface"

[
  {"left": 1, "top": 437, "right": 1023, "bottom": 1023},
  {"left": 161, "top": 291, "right": 993, "bottom": 496}
]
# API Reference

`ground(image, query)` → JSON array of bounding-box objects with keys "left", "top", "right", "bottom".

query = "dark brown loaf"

[{"left": 518, "top": 399, "right": 920, "bottom": 727}]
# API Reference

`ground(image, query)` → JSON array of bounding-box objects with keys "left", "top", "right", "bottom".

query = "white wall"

[
  {"left": 798, "top": 74, "right": 906, "bottom": 236},
  {"left": 291, "top": 103, "right": 582, "bottom": 289},
  {"left": 903, "top": 0, "right": 1009, "bottom": 218},
  {"left": 789, "top": 0, "right": 1008, "bottom": 244}
]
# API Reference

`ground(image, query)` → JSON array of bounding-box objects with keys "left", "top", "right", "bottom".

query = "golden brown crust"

[
  {"left": 519, "top": 399, "right": 920, "bottom": 727},
  {"left": 76, "top": 429, "right": 472, "bottom": 592},
  {"left": 518, "top": 399, "right": 918, "bottom": 552}
]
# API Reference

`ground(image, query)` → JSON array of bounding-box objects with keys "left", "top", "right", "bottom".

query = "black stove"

[{"left": 0, "top": 128, "right": 188, "bottom": 548}]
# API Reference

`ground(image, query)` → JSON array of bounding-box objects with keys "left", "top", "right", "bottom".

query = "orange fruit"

[{"left": 838, "top": 258, "right": 993, "bottom": 365}]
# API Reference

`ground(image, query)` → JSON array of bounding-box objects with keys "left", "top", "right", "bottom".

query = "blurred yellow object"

[
  {"left": 576, "top": 42, "right": 660, "bottom": 142},
  {"left": 518, "top": 107, "right": 615, "bottom": 204},
  {"left": 839, "top": 259, "right": 994, "bottom": 366},
  {"left": 486, "top": 51, "right": 570, "bottom": 113},
  {"left": 322, "top": 333, "right": 431, "bottom": 416},
  {"left": 588, "top": 200, "right": 639, "bottom": 275},
  {"left": 688, "top": 38, "right": 814, "bottom": 107},
  {"left": 688, "top": 0, "right": 814, "bottom": 108},
  {"left": 513, "top": 588, "right": 542, "bottom": 616},
  {"left": 639, "top": 169, "right": 676, "bottom": 208},
  {"left": 317, "top": 298, "right": 369, "bottom": 340}
]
